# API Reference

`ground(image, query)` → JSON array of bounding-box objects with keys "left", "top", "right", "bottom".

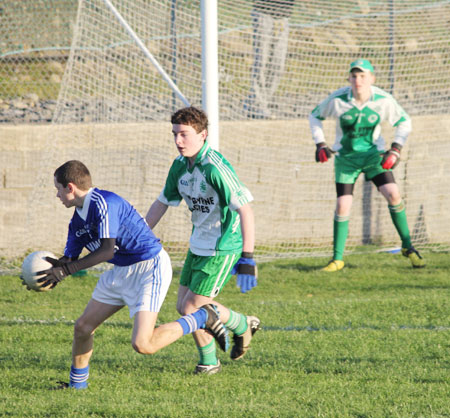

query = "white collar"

[
  {"left": 348, "top": 86, "right": 374, "bottom": 106},
  {"left": 76, "top": 187, "right": 94, "bottom": 221}
]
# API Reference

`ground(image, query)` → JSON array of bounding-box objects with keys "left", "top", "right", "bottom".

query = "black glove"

[
  {"left": 19, "top": 275, "right": 32, "bottom": 291},
  {"left": 36, "top": 257, "right": 71, "bottom": 289},
  {"left": 381, "top": 142, "right": 402, "bottom": 169},
  {"left": 315, "top": 142, "right": 333, "bottom": 163}
]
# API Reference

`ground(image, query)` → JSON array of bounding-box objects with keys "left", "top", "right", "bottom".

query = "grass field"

[{"left": 1, "top": 252, "right": 449, "bottom": 417}]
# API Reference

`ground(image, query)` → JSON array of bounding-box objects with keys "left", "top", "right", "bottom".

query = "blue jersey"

[{"left": 64, "top": 188, "right": 162, "bottom": 266}]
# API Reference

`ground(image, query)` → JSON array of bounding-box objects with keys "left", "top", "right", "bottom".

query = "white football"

[{"left": 21, "top": 251, "right": 56, "bottom": 292}]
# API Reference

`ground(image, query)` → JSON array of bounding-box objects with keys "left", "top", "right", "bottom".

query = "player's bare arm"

[
  {"left": 237, "top": 203, "right": 255, "bottom": 253},
  {"left": 145, "top": 199, "right": 169, "bottom": 229},
  {"left": 308, "top": 113, "right": 334, "bottom": 163}
]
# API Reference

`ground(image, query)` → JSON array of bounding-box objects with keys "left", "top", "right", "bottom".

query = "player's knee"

[
  {"left": 177, "top": 300, "right": 198, "bottom": 316},
  {"left": 74, "top": 317, "right": 95, "bottom": 339},
  {"left": 385, "top": 190, "right": 401, "bottom": 205},
  {"left": 176, "top": 303, "right": 184, "bottom": 316},
  {"left": 132, "top": 338, "right": 157, "bottom": 355},
  {"left": 178, "top": 305, "right": 193, "bottom": 316},
  {"left": 335, "top": 205, "right": 351, "bottom": 217}
]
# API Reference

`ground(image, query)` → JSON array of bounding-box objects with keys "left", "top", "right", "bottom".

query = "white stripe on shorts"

[{"left": 211, "top": 253, "right": 238, "bottom": 297}]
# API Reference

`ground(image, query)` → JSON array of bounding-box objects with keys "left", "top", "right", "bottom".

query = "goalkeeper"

[
  {"left": 146, "top": 106, "right": 260, "bottom": 375},
  {"left": 309, "top": 59, "right": 425, "bottom": 272}
]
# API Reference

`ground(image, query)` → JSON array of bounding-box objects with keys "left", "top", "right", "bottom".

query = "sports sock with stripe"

[
  {"left": 225, "top": 309, "right": 248, "bottom": 336},
  {"left": 388, "top": 201, "right": 412, "bottom": 249},
  {"left": 69, "top": 365, "right": 89, "bottom": 389},
  {"left": 197, "top": 340, "right": 218, "bottom": 366},
  {"left": 333, "top": 213, "right": 349, "bottom": 261},
  {"left": 176, "top": 309, "right": 208, "bottom": 336}
]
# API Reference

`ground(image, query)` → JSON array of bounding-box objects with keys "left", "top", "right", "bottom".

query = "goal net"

[{"left": 16, "top": 0, "right": 450, "bottom": 269}]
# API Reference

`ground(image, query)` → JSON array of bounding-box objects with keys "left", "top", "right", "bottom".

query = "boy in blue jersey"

[
  {"left": 35, "top": 160, "right": 229, "bottom": 389},
  {"left": 309, "top": 59, "right": 425, "bottom": 271},
  {"left": 146, "top": 107, "right": 260, "bottom": 375}
]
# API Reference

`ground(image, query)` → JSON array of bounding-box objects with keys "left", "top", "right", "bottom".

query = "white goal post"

[
  {"left": 102, "top": 0, "right": 220, "bottom": 149},
  {"left": 2, "top": 0, "right": 449, "bottom": 272}
]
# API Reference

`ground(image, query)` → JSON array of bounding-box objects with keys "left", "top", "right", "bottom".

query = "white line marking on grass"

[{"left": 1, "top": 317, "right": 449, "bottom": 332}]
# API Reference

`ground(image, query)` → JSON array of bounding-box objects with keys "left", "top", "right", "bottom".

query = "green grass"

[{"left": 1, "top": 252, "right": 449, "bottom": 417}]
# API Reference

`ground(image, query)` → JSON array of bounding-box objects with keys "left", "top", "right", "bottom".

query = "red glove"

[
  {"left": 381, "top": 143, "right": 402, "bottom": 170},
  {"left": 315, "top": 142, "right": 333, "bottom": 163}
]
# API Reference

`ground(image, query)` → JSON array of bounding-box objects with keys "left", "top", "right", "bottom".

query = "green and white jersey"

[
  {"left": 309, "top": 86, "right": 411, "bottom": 155},
  {"left": 158, "top": 141, "right": 253, "bottom": 256}
]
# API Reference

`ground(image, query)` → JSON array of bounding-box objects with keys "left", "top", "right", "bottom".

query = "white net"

[{"left": 4, "top": 0, "right": 450, "bottom": 272}]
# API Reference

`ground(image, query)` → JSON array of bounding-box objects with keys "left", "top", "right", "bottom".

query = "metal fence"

[{"left": 0, "top": 0, "right": 78, "bottom": 123}]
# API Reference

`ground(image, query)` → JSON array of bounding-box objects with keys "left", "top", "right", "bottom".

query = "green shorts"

[
  {"left": 180, "top": 250, "right": 240, "bottom": 298},
  {"left": 335, "top": 149, "right": 388, "bottom": 184}
]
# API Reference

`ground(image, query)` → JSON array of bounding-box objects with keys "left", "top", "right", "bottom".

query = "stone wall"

[{"left": 1, "top": 117, "right": 449, "bottom": 261}]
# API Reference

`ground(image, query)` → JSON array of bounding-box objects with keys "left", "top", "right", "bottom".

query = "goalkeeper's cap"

[{"left": 349, "top": 59, "right": 374, "bottom": 73}]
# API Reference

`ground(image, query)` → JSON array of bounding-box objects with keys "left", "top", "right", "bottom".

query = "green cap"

[{"left": 349, "top": 59, "right": 374, "bottom": 73}]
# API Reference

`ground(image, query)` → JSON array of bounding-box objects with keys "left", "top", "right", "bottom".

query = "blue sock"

[
  {"left": 69, "top": 365, "right": 89, "bottom": 389},
  {"left": 176, "top": 309, "right": 207, "bottom": 335}
]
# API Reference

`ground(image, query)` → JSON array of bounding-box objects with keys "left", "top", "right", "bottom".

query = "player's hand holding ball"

[
  {"left": 19, "top": 274, "right": 32, "bottom": 291},
  {"left": 231, "top": 252, "right": 257, "bottom": 293},
  {"left": 381, "top": 142, "right": 402, "bottom": 169},
  {"left": 315, "top": 142, "right": 333, "bottom": 163},
  {"left": 36, "top": 256, "right": 72, "bottom": 289},
  {"left": 21, "top": 251, "right": 60, "bottom": 292}
]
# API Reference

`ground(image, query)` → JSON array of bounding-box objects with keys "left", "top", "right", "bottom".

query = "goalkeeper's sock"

[
  {"left": 197, "top": 340, "right": 218, "bottom": 366},
  {"left": 388, "top": 201, "right": 412, "bottom": 249},
  {"left": 225, "top": 309, "right": 248, "bottom": 336},
  {"left": 69, "top": 365, "right": 89, "bottom": 389},
  {"left": 333, "top": 213, "right": 350, "bottom": 261},
  {"left": 176, "top": 309, "right": 207, "bottom": 336}
]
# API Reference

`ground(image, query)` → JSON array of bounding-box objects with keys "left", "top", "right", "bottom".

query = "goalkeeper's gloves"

[
  {"left": 315, "top": 142, "right": 333, "bottom": 163},
  {"left": 36, "top": 257, "right": 73, "bottom": 289},
  {"left": 381, "top": 142, "right": 402, "bottom": 170},
  {"left": 231, "top": 252, "right": 257, "bottom": 293}
]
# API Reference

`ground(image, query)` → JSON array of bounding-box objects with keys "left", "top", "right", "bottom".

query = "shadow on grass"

[{"left": 266, "top": 261, "right": 358, "bottom": 272}]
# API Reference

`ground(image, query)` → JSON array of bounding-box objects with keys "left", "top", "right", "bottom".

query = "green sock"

[
  {"left": 225, "top": 309, "right": 248, "bottom": 336},
  {"left": 333, "top": 213, "right": 349, "bottom": 261},
  {"left": 197, "top": 340, "right": 218, "bottom": 366},
  {"left": 389, "top": 201, "right": 412, "bottom": 249}
]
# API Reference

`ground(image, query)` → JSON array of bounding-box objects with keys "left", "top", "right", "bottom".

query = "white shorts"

[{"left": 92, "top": 248, "right": 172, "bottom": 318}]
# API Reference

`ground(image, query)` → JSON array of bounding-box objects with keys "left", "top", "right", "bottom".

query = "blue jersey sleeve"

[
  {"left": 63, "top": 189, "right": 162, "bottom": 266},
  {"left": 91, "top": 191, "right": 120, "bottom": 239},
  {"left": 64, "top": 218, "right": 85, "bottom": 259}
]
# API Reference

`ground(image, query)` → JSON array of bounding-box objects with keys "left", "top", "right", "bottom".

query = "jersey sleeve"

[
  {"left": 310, "top": 88, "right": 346, "bottom": 120},
  {"left": 157, "top": 160, "right": 183, "bottom": 207},
  {"left": 88, "top": 192, "right": 120, "bottom": 239},
  {"left": 309, "top": 113, "right": 326, "bottom": 144},
  {"left": 208, "top": 156, "right": 253, "bottom": 211},
  {"left": 393, "top": 118, "right": 412, "bottom": 146},
  {"left": 388, "top": 97, "right": 412, "bottom": 146},
  {"left": 63, "top": 218, "right": 84, "bottom": 259},
  {"left": 309, "top": 89, "right": 344, "bottom": 145}
]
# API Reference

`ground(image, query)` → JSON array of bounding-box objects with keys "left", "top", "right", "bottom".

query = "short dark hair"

[
  {"left": 171, "top": 106, "right": 208, "bottom": 134},
  {"left": 54, "top": 160, "right": 92, "bottom": 190}
]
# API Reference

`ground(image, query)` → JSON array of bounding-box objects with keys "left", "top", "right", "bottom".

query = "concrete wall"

[{"left": 1, "top": 117, "right": 449, "bottom": 262}]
